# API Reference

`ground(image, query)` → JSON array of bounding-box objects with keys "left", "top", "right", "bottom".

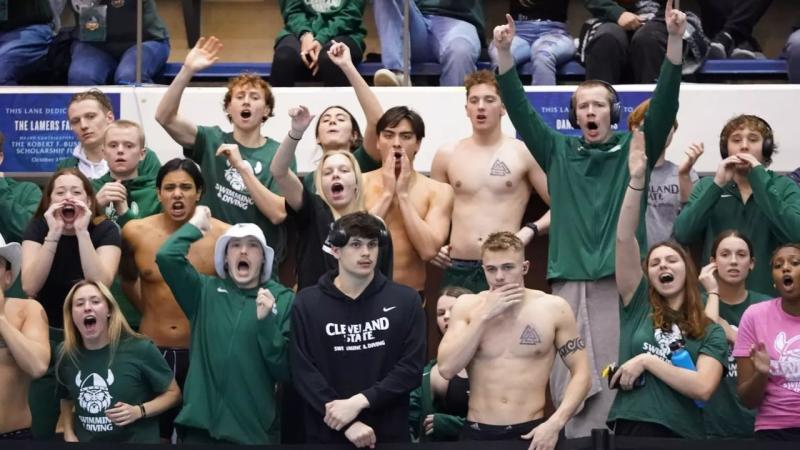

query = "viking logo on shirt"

[
  {"left": 76, "top": 370, "right": 115, "bottom": 414},
  {"left": 307, "top": 0, "right": 343, "bottom": 14},
  {"left": 770, "top": 332, "right": 800, "bottom": 393},
  {"left": 643, "top": 324, "right": 683, "bottom": 361}
]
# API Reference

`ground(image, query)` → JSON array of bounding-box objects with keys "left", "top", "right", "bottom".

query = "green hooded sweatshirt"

[{"left": 156, "top": 224, "right": 293, "bottom": 445}]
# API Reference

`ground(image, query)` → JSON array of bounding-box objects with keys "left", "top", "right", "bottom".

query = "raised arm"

[
  {"left": 155, "top": 37, "right": 222, "bottom": 147},
  {"left": 395, "top": 167, "right": 453, "bottom": 261},
  {"left": 0, "top": 294, "right": 49, "bottom": 378},
  {"left": 641, "top": 0, "right": 685, "bottom": 164},
  {"left": 616, "top": 130, "right": 646, "bottom": 305},
  {"left": 493, "top": 16, "right": 561, "bottom": 171},
  {"left": 664, "top": 0, "right": 686, "bottom": 65},
  {"left": 327, "top": 41, "right": 382, "bottom": 159},
  {"left": 269, "top": 106, "right": 315, "bottom": 212},
  {"left": 678, "top": 143, "right": 704, "bottom": 204},
  {"left": 523, "top": 298, "right": 590, "bottom": 450},
  {"left": 155, "top": 206, "right": 210, "bottom": 319},
  {"left": 438, "top": 288, "right": 525, "bottom": 379},
  {"left": 215, "top": 142, "right": 287, "bottom": 224}
]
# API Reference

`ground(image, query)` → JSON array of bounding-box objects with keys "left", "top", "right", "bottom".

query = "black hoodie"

[{"left": 290, "top": 271, "right": 426, "bottom": 444}]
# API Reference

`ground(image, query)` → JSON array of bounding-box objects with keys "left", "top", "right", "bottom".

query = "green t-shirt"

[
  {"left": 608, "top": 279, "right": 728, "bottom": 439},
  {"left": 57, "top": 337, "right": 174, "bottom": 443},
  {"left": 188, "top": 126, "right": 293, "bottom": 265},
  {"left": 703, "top": 289, "right": 772, "bottom": 438},
  {"left": 301, "top": 144, "right": 380, "bottom": 194}
]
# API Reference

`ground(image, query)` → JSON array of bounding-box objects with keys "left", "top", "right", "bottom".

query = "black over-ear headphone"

[
  {"left": 327, "top": 216, "right": 389, "bottom": 248},
  {"left": 719, "top": 115, "right": 775, "bottom": 161},
  {"left": 568, "top": 80, "right": 621, "bottom": 129}
]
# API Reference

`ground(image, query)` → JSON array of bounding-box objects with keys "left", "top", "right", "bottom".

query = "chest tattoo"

[
  {"left": 489, "top": 159, "right": 511, "bottom": 177},
  {"left": 520, "top": 325, "right": 542, "bottom": 345}
]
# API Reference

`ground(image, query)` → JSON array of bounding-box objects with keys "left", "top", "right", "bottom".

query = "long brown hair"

[
  {"left": 644, "top": 242, "right": 711, "bottom": 340},
  {"left": 34, "top": 168, "right": 99, "bottom": 219}
]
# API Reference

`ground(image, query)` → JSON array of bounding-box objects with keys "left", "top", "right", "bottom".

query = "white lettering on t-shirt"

[
  {"left": 326, "top": 317, "right": 390, "bottom": 352},
  {"left": 769, "top": 332, "right": 800, "bottom": 392}
]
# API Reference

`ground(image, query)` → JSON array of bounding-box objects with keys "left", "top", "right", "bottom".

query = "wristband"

[
  {"left": 525, "top": 222, "right": 539, "bottom": 238},
  {"left": 139, "top": 403, "right": 147, "bottom": 419},
  {"left": 628, "top": 183, "right": 645, "bottom": 191},
  {"left": 288, "top": 131, "right": 302, "bottom": 141},
  {"left": 707, "top": 291, "right": 719, "bottom": 297}
]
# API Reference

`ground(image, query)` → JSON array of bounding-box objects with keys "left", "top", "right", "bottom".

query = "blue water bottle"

[{"left": 669, "top": 341, "right": 705, "bottom": 408}]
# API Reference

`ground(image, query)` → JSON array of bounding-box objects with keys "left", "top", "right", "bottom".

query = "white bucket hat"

[
  {"left": 0, "top": 232, "right": 21, "bottom": 286},
  {"left": 214, "top": 223, "right": 274, "bottom": 284}
]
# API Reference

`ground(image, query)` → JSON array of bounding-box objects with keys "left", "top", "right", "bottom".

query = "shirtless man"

[
  {"left": 363, "top": 106, "right": 454, "bottom": 293},
  {"left": 431, "top": 70, "right": 550, "bottom": 293},
  {"left": 119, "top": 158, "right": 228, "bottom": 440},
  {"left": 438, "top": 232, "right": 589, "bottom": 450},
  {"left": 0, "top": 233, "right": 49, "bottom": 440}
]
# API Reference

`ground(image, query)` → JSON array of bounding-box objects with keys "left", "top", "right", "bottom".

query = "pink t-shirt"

[{"left": 732, "top": 298, "right": 800, "bottom": 431}]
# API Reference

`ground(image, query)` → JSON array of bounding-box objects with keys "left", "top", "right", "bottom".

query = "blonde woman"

[
  {"left": 271, "top": 105, "right": 392, "bottom": 291},
  {"left": 56, "top": 280, "right": 180, "bottom": 443}
]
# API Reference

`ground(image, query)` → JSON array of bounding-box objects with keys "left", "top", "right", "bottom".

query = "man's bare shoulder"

[
  {"left": 421, "top": 173, "right": 454, "bottom": 196},
  {"left": 504, "top": 136, "right": 536, "bottom": 160},
  {"left": 451, "top": 293, "right": 484, "bottom": 316},
  {"left": 122, "top": 214, "right": 161, "bottom": 240},
  {"left": 524, "top": 290, "right": 572, "bottom": 311},
  {"left": 6, "top": 298, "right": 46, "bottom": 323}
]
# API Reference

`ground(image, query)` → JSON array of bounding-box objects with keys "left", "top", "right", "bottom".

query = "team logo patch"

[{"left": 76, "top": 370, "right": 115, "bottom": 414}]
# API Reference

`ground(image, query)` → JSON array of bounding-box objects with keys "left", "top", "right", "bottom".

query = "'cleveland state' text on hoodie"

[{"left": 290, "top": 271, "right": 426, "bottom": 444}]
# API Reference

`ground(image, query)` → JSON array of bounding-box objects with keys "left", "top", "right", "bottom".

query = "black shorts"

[
  {"left": 0, "top": 428, "right": 33, "bottom": 440},
  {"left": 460, "top": 418, "right": 547, "bottom": 441},
  {"left": 159, "top": 347, "right": 190, "bottom": 440}
]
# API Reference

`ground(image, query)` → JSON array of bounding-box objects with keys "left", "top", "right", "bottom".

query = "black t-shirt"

[
  {"left": 287, "top": 189, "right": 393, "bottom": 291},
  {"left": 23, "top": 217, "right": 121, "bottom": 328},
  {"left": 509, "top": 0, "right": 568, "bottom": 23}
]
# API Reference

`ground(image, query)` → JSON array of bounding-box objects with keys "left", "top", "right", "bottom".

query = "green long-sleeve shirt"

[
  {"left": 156, "top": 224, "right": 293, "bottom": 445},
  {"left": 276, "top": 0, "right": 366, "bottom": 50},
  {"left": 91, "top": 173, "right": 161, "bottom": 228},
  {"left": 408, "top": 359, "right": 465, "bottom": 442},
  {"left": 673, "top": 167, "right": 800, "bottom": 296},
  {"left": 0, "top": 177, "right": 41, "bottom": 243},
  {"left": 496, "top": 59, "right": 681, "bottom": 281}
]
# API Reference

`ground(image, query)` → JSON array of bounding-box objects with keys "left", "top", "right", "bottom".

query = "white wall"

[{"left": 4, "top": 83, "right": 800, "bottom": 175}]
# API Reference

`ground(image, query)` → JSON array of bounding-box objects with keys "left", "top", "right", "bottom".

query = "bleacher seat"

[{"left": 159, "top": 59, "right": 788, "bottom": 83}]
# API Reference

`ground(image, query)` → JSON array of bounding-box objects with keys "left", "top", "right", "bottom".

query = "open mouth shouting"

[
  {"left": 169, "top": 200, "right": 186, "bottom": 218},
  {"left": 782, "top": 274, "right": 795, "bottom": 291},
  {"left": 83, "top": 315, "right": 98, "bottom": 334},
  {"left": 330, "top": 182, "right": 345, "bottom": 197},
  {"left": 61, "top": 204, "right": 77, "bottom": 221},
  {"left": 236, "top": 260, "right": 252, "bottom": 277},
  {"left": 658, "top": 272, "right": 675, "bottom": 284},
  {"left": 240, "top": 109, "right": 252, "bottom": 120}
]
